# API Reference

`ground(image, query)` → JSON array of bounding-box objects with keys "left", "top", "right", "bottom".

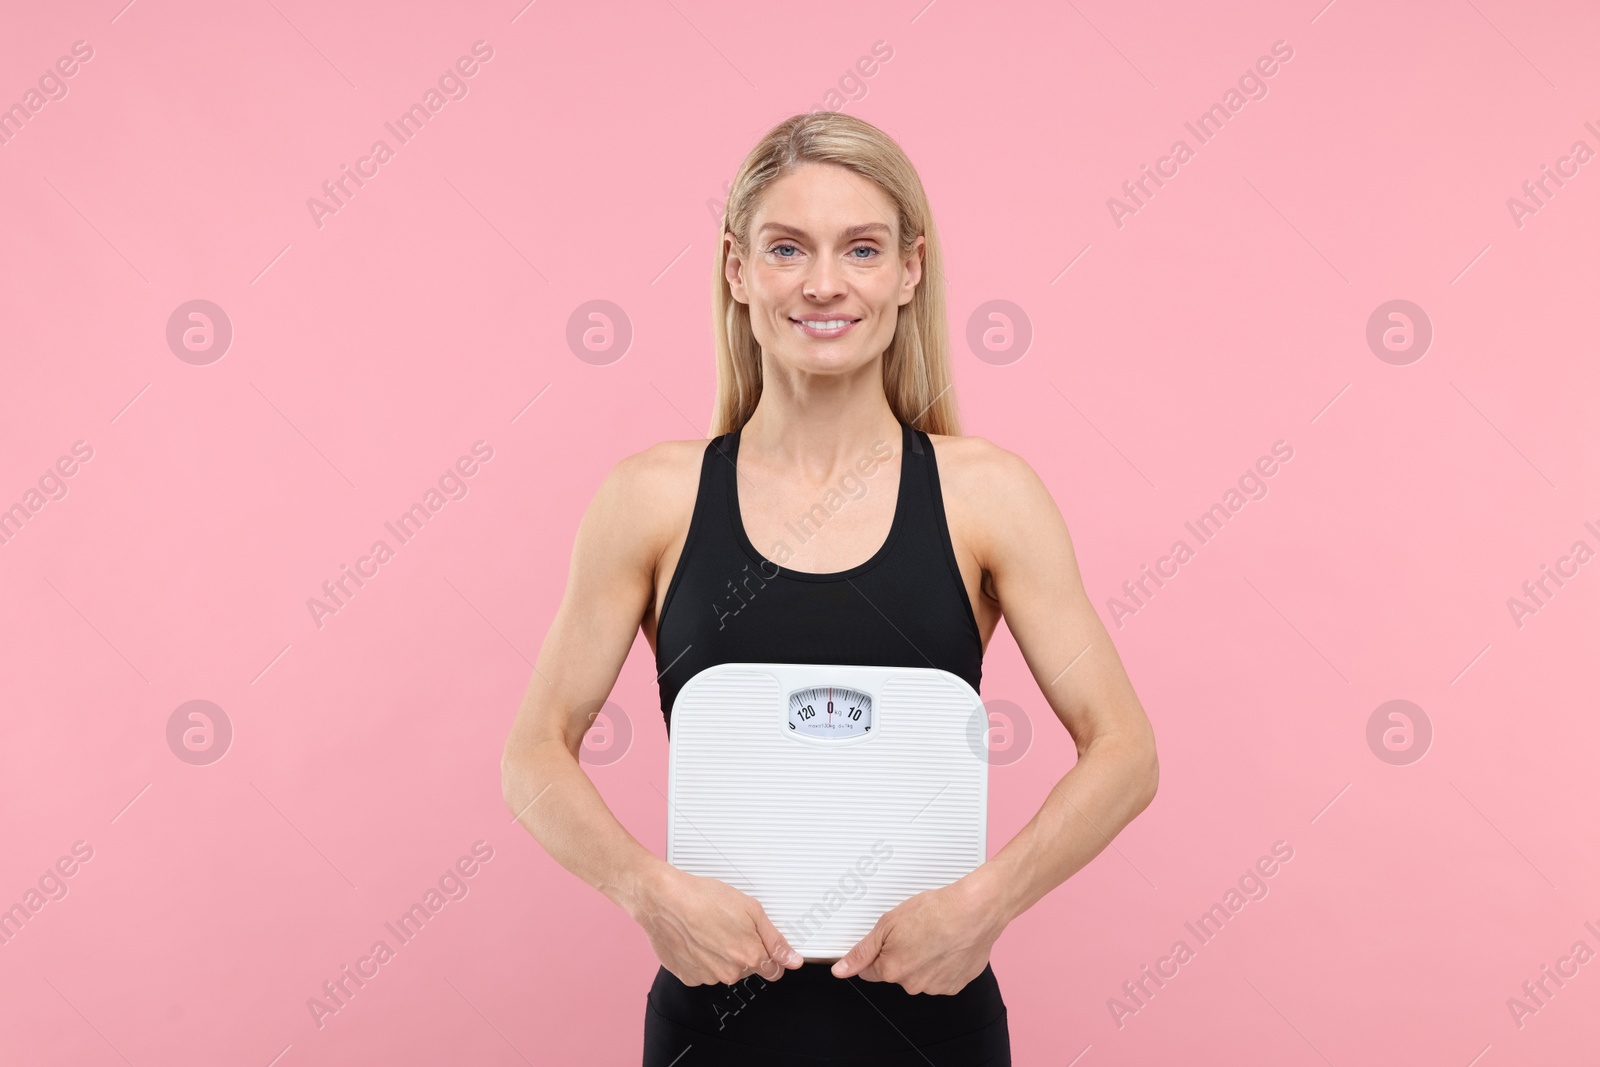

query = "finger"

[
  {"left": 753, "top": 910, "right": 804, "bottom": 969},
  {"left": 831, "top": 920, "right": 883, "bottom": 978}
]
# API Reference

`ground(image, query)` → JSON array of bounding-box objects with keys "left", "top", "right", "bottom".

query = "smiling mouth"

[{"left": 791, "top": 317, "right": 861, "bottom": 336}]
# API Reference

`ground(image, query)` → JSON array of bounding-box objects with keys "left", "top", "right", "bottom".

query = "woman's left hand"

[{"left": 829, "top": 873, "right": 1008, "bottom": 994}]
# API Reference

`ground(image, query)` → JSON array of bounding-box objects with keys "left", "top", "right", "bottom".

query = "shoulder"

[
  {"left": 608, "top": 435, "right": 709, "bottom": 496},
  {"left": 923, "top": 431, "right": 1066, "bottom": 559},
  {"left": 924, "top": 431, "right": 1050, "bottom": 509},
  {"left": 587, "top": 435, "right": 711, "bottom": 568}
]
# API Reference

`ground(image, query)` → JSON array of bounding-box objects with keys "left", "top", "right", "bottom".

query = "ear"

[
  {"left": 898, "top": 233, "right": 925, "bottom": 306},
  {"left": 724, "top": 232, "right": 751, "bottom": 305}
]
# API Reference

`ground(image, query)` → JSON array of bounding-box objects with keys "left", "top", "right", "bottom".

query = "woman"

[{"left": 501, "top": 112, "right": 1159, "bottom": 1065}]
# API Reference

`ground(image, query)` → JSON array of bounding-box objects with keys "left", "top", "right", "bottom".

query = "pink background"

[{"left": 2, "top": 0, "right": 1597, "bottom": 1063}]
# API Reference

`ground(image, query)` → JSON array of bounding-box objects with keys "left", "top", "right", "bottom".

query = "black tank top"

[{"left": 654, "top": 417, "right": 983, "bottom": 732}]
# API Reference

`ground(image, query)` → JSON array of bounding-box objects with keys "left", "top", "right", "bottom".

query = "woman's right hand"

[{"left": 630, "top": 864, "right": 805, "bottom": 986}]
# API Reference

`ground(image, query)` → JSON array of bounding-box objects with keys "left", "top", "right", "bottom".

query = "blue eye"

[{"left": 766, "top": 243, "right": 879, "bottom": 259}]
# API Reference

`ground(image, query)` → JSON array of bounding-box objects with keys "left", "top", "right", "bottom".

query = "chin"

[{"left": 778, "top": 351, "right": 864, "bottom": 375}]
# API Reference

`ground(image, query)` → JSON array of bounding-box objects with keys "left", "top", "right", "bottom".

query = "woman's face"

[{"left": 725, "top": 162, "right": 923, "bottom": 382}]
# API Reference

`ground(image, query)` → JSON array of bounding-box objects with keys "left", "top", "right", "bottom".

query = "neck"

[{"left": 739, "top": 398, "right": 901, "bottom": 479}]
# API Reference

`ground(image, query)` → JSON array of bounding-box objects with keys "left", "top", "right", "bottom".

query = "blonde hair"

[{"left": 709, "top": 112, "right": 961, "bottom": 438}]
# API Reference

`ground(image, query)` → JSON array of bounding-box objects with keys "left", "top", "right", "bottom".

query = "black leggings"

[{"left": 642, "top": 961, "right": 1010, "bottom": 1065}]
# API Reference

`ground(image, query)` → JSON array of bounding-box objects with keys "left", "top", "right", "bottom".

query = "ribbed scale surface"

[{"left": 667, "top": 662, "right": 987, "bottom": 958}]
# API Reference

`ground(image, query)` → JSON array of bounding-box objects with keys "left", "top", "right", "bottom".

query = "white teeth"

[{"left": 797, "top": 320, "right": 852, "bottom": 329}]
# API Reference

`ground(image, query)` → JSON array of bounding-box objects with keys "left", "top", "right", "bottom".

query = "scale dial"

[{"left": 787, "top": 685, "right": 873, "bottom": 737}]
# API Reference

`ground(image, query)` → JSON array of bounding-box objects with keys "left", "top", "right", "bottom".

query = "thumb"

[
  {"left": 753, "top": 908, "right": 804, "bottom": 970},
  {"left": 831, "top": 920, "right": 883, "bottom": 978}
]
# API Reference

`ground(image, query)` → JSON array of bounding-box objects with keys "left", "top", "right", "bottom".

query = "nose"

[{"left": 803, "top": 254, "right": 848, "bottom": 302}]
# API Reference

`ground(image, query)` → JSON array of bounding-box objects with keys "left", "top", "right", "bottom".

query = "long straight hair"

[{"left": 709, "top": 112, "right": 961, "bottom": 439}]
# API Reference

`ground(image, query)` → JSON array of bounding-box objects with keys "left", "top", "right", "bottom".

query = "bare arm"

[
  {"left": 962, "top": 444, "right": 1159, "bottom": 924},
  {"left": 500, "top": 447, "right": 804, "bottom": 985},
  {"left": 499, "top": 450, "right": 669, "bottom": 917}
]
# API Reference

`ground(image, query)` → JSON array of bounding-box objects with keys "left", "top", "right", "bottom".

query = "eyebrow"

[{"left": 756, "top": 222, "right": 892, "bottom": 241}]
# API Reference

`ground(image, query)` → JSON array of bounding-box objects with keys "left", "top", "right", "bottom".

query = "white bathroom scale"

[{"left": 666, "top": 661, "right": 989, "bottom": 960}]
